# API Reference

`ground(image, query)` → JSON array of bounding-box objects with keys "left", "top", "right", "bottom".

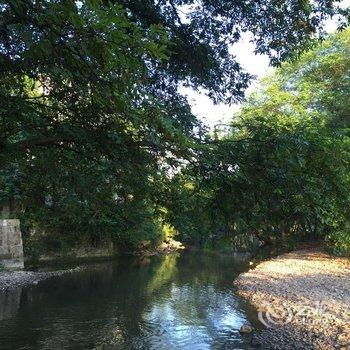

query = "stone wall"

[{"left": 0, "top": 219, "right": 24, "bottom": 269}]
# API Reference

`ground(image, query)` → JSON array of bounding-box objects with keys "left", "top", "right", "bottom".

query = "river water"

[{"left": 0, "top": 252, "right": 260, "bottom": 350}]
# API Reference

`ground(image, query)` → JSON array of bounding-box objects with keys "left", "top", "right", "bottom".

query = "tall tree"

[
  {"left": 0, "top": 0, "right": 347, "bottom": 249},
  {"left": 1, "top": 0, "right": 346, "bottom": 162},
  {"left": 166, "top": 29, "right": 350, "bottom": 253}
]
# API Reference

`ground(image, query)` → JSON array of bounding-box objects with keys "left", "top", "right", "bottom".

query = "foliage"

[
  {"left": 0, "top": 1, "right": 348, "bottom": 254},
  {"left": 167, "top": 29, "right": 350, "bottom": 254},
  {"left": 326, "top": 226, "right": 350, "bottom": 256},
  {"left": 114, "top": 0, "right": 344, "bottom": 102},
  {"left": 0, "top": 0, "right": 190, "bottom": 250}
]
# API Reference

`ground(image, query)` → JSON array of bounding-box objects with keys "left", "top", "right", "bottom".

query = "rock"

[
  {"left": 251, "top": 336, "right": 261, "bottom": 347},
  {"left": 239, "top": 323, "right": 253, "bottom": 334}
]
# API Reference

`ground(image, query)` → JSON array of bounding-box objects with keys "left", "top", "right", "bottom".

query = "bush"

[{"left": 326, "top": 227, "right": 350, "bottom": 256}]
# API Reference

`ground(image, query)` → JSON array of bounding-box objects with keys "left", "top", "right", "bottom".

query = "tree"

[
  {"left": 113, "top": 0, "right": 344, "bottom": 102},
  {"left": 0, "top": 0, "right": 182, "bottom": 249},
  {"left": 167, "top": 29, "right": 350, "bottom": 254},
  {"left": 1, "top": 0, "right": 345, "bottom": 162},
  {"left": 0, "top": 0, "right": 347, "bottom": 251}
]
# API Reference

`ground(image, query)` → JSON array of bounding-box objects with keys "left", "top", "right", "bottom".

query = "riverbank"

[
  {"left": 0, "top": 268, "right": 82, "bottom": 291},
  {"left": 234, "top": 248, "right": 350, "bottom": 349},
  {"left": 0, "top": 240, "right": 185, "bottom": 291}
]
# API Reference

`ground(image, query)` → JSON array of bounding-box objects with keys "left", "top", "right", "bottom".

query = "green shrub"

[{"left": 326, "top": 227, "right": 350, "bottom": 256}]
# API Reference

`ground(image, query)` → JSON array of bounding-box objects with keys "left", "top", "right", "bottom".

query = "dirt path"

[{"left": 234, "top": 249, "right": 350, "bottom": 350}]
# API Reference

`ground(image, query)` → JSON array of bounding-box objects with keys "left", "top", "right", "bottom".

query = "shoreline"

[
  {"left": 0, "top": 242, "right": 185, "bottom": 291},
  {"left": 234, "top": 248, "right": 350, "bottom": 349},
  {"left": 0, "top": 268, "right": 84, "bottom": 291}
]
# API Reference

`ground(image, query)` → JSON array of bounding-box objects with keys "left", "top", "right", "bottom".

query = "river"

[{"left": 0, "top": 251, "right": 260, "bottom": 349}]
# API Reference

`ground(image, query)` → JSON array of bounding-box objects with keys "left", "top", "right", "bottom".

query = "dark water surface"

[{"left": 0, "top": 252, "right": 260, "bottom": 350}]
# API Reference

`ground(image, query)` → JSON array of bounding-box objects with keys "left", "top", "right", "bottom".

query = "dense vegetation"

[
  {"left": 167, "top": 29, "right": 350, "bottom": 255},
  {"left": 0, "top": 0, "right": 349, "bottom": 257}
]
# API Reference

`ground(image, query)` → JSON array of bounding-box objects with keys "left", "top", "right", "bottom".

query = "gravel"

[
  {"left": 234, "top": 248, "right": 350, "bottom": 350},
  {"left": 0, "top": 268, "right": 82, "bottom": 291}
]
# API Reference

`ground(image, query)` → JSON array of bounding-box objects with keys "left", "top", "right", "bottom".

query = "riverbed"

[
  {"left": 235, "top": 248, "right": 350, "bottom": 350},
  {"left": 0, "top": 252, "right": 260, "bottom": 350}
]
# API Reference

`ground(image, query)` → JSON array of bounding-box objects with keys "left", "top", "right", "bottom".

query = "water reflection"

[
  {"left": 0, "top": 252, "right": 258, "bottom": 349},
  {"left": 0, "top": 289, "right": 21, "bottom": 321}
]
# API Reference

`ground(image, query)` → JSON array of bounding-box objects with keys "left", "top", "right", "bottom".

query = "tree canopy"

[
  {"left": 166, "top": 29, "right": 350, "bottom": 254},
  {"left": 1, "top": 0, "right": 345, "bottom": 162},
  {"left": 0, "top": 0, "right": 349, "bottom": 255}
]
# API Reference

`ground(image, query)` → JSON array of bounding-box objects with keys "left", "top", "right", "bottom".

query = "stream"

[{"left": 0, "top": 251, "right": 260, "bottom": 349}]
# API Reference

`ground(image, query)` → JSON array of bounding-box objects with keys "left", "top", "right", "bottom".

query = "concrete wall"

[{"left": 0, "top": 219, "right": 24, "bottom": 269}]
